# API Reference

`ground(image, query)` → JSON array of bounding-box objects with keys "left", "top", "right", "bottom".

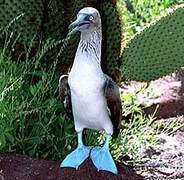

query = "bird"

[{"left": 59, "top": 7, "right": 122, "bottom": 174}]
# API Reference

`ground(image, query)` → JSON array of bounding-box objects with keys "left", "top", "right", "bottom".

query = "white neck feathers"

[{"left": 76, "top": 28, "right": 102, "bottom": 64}]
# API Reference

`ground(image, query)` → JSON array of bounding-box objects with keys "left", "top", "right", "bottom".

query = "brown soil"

[
  {"left": 122, "top": 71, "right": 184, "bottom": 119},
  {"left": 136, "top": 117, "right": 184, "bottom": 179},
  {"left": 0, "top": 153, "right": 143, "bottom": 180},
  {"left": 143, "top": 72, "right": 184, "bottom": 119}
]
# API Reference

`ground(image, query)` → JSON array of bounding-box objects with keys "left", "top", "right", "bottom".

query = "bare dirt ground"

[
  {"left": 136, "top": 117, "right": 184, "bottom": 180},
  {"left": 0, "top": 153, "right": 143, "bottom": 180},
  {"left": 122, "top": 71, "right": 184, "bottom": 179}
]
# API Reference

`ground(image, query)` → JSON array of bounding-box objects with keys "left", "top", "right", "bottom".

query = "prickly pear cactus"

[
  {"left": 0, "top": 0, "right": 43, "bottom": 44},
  {"left": 121, "top": 4, "right": 184, "bottom": 82},
  {"left": 43, "top": 0, "right": 66, "bottom": 40},
  {"left": 57, "top": 0, "right": 84, "bottom": 70},
  {"left": 99, "top": 1, "right": 125, "bottom": 82}
]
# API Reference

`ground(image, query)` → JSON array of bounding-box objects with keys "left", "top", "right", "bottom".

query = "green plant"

[
  {"left": 111, "top": 90, "right": 157, "bottom": 163},
  {"left": 100, "top": 1, "right": 125, "bottom": 82},
  {"left": 123, "top": 0, "right": 183, "bottom": 40},
  {"left": 0, "top": 0, "right": 43, "bottom": 44},
  {"left": 108, "top": 89, "right": 181, "bottom": 165},
  {"left": 0, "top": 45, "right": 76, "bottom": 160},
  {"left": 121, "top": 4, "right": 184, "bottom": 81}
]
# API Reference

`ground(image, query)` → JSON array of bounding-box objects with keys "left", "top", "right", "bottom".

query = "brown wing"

[
  {"left": 104, "top": 75, "right": 122, "bottom": 138},
  {"left": 59, "top": 75, "right": 72, "bottom": 117}
]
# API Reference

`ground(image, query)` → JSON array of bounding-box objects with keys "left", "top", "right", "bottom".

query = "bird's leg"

[
  {"left": 90, "top": 133, "right": 117, "bottom": 174},
  {"left": 77, "top": 130, "right": 84, "bottom": 147},
  {"left": 60, "top": 131, "right": 91, "bottom": 169}
]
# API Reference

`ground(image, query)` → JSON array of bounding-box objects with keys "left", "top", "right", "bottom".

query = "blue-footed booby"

[{"left": 59, "top": 7, "right": 122, "bottom": 174}]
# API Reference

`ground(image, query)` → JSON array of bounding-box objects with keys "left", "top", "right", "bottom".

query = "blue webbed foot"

[
  {"left": 90, "top": 146, "right": 117, "bottom": 174},
  {"left": 61, "top": 145, "right": 91, "bottom": 169}
]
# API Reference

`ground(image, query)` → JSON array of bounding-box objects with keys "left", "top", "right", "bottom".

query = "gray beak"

[{"left": 68, "top": 15, "right": 90, "bottom": 35}]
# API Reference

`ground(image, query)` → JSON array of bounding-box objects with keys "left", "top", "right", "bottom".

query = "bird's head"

[{"left": 68, "top": 7, "right": 101, "bottom": 35}]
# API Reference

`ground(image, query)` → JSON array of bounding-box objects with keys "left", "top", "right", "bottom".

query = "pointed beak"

[{"left": 68, "top": 15, "right": 90, "bottom": 35}]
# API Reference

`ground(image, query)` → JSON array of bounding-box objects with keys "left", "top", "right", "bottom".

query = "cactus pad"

[
  {"left": 99, "top": 1, "right": 125, "bottom": 82},
  {"left": 0, "top": 0, "right": 43, "bottom": 44},
  {"left": 121, "top": 5, "right": 184, "bottom": 82}
]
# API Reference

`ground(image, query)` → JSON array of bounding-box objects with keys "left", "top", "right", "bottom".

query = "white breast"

[
  {"left": 68, "top": 53, "right": 113, "bottom": 134},
  {"left": 68, "top": 53, "right": 104, "bottom": 96}
]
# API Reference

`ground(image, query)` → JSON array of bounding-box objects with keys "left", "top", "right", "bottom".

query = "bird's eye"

[{"left": 89, "top": 15, "right": 94, "bottom": 21}]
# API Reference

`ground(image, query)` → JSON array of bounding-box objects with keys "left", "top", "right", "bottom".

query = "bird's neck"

[{"left": 77, "top": 28, "right": 102, "bottom": 64}]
